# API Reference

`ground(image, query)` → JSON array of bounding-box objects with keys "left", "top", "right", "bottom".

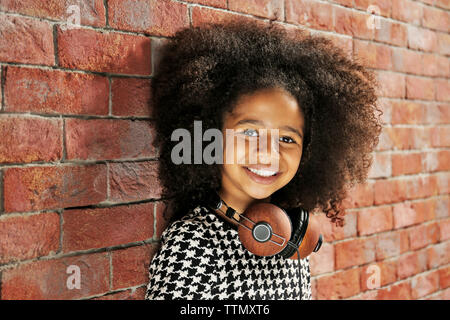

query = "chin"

[{"left": 242, "top": 186, "right": 275, "bottom": 200}]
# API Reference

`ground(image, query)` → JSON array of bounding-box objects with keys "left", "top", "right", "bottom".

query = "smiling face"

[{"left": 219, "top": 87, "right": 305, "bottom": 210}]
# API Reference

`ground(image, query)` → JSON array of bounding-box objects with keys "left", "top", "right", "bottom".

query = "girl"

[{"left": 145, "top": 19, "right": 381, "bottom": 300}]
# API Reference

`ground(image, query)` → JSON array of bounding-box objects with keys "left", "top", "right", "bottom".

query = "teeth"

[{"left": 247, "top": 167, "right": 277, "bottom": 177}]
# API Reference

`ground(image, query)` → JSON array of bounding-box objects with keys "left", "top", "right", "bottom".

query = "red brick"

[
  {"left": 342, "top": 181, "right": 374, "bottom": 209},
  {"left": 374, "top": 43, "right": 393, "bottom": 70},
  {"left": 422, "top": 5, "right": 449, "bottom": 32},
  {"left": 391, "top": 152, "right": 422, "bottom": 176},
  {"left": 414, "top": 197, "right": 438, "bottom": 220},
  {"left": 191, "top": 5, "right": 260, "bottom": 27},
  {"left": 397, "top": 249, "right": 428, "bottom": 280},
  {"left": 438, "top": 266, "right": 450, "bottom": 289},
  {"left": 335, "top": 237, "right": 376, "bottom": 270},
  {"left": 0, "top": 115, "right": 62, "bottom": 164},
  {"left": 0, "top": 14, "right": 54, "bottom": 65},
  {"left": 435, "top": 197, "right": 449, "bottom": 219},
  {"left": 407, "top": 26, "right": 438, "bottom": 53},
  {"left": 383, "top": 127, "right": 424, "bottom": 150},
  {"left": 421, "top": 150, "right": 440, "bottom": 173},
  {"left": 412, "top": 127, "right": 431, "bottom": 150},
  {"left": 333, "top": 0, "right": 353, "bottom": 7},
  {"left": 62, "top": 202, "right": 154, "bottom": 252},
  {"left": 435, "top": 0, "right": 450, "bottom": 9},
  {"left": 321, "top": 33, "right": 353, "bottom": 59},
  {"left": 316, "top": 268, "right": 360, "bottom": 300},
  {"left": 333, "top": 6, "right": 353, "bottom": 36},
  {"left": 411, "top": 270, "right": 440, "bottom": 299},
  {"left": 3, "top": 164, "right": 107, "bottom": 213},
  {"left": 285, "top": 0, "right": 333, "bottom": 31},
  {"left": 376, "top": 281, "right": 412, "bottom": 299},
  {"left": 406, "top": 76, "right": 435, "bottom": 101},
  {"left": 316, "top": 210, "right": 357, "bottom": 242},
  {"left": 354, "top": 0, "right": 391, "bottom": 17},
  {"left": 392, "top": 202, "right": 421, "bottom": 229},
  {"left": 0, "top": 0, "right": 106, "bottom": 27},
  {"left": 408, "top": 222, "right": 440, "bottom": 250},
  {"left": 93, "top": 287, "right": 146, "bottom": 300},
  {"left": 373, "top": 179, "right": 408, "bottom": 205},
  {"left": 392, "top": 0, "right": 422, "bottom": 25},
  {"left": 404, "top": 175, "right": 439, "bottom": 200},
  {"left": 111, "top": 77, "right": 151, "bottom": 117},
  {"left": 108, "top": 160, "right": 162, "bottom": 203},
  {"left": 228, "top": 0, "right": 284, "bottom": 20},
  {"left": 375, "top": 127, "right": 395, "bottom": 151},
  {"left": 375, "top": 20, "right": 407, "bottom": 47},
  {"left": 349, "top": 10, "right": 375, "bottom": 40},
  {"left": 375, "top": 71, "right": 405, "bottom": 98},
  {"left": 3, "top": 66, "right": 108, "bottom": 115},
  {"left": 111, "top": 244, "right": 159, "bottom": 290},
  {"left": 108, "top": 0, "right": 189, "bottom": 37},
  {"left": 425, "top": 103, "right": 450, "bottom": 125},
  {"left": 437, "top": 150, "right": 450, "bottom": 172},
  {"left": 57, "top": 27, "right": 151, "bottom": 75},
  {"left": 391, "top": 101, "right": 424, "bottom": 124},
  {"left": 439, "top": 218, "right": 450, "bottom": 242},
  {"left": 65, "top": 118, "right": 158, "bottom": 161},
  {"left": 353, "top": 40, "right": 376, "bottom": 69},
  {"left": 0, "top": 212, "right": 60, "bottom": 264},
  {"left": 367, "top": 152, "right": 391, "bottom": 178},
  {"left": 389, "top": 22, "right": 408, "bottom": 47},
  {"left": 357, "top": 206, "right": 393, "bottom": 236},
  {"left": 431, "top": 126, "right": 450, "bottom": 147},
  {"left": 375, "top": 231, "right": 407, "bottom": 260},
  {"left": 437, "top": 32, "right": 450, "bottom": 56},
  {"left": 391, "top": 47, "right": 422, "bottom": 75},
  {"left": 436, "top": 172, "right": 449, "bottom": 195},
  {"left": 1, "top": 252, "right": 109, "bottom": 299},
  {"left": 435, "top": 79, "right": 450, "bottom": 102},
  {"left": 427, "top": 241, "right": 450, "bottom": 269},
  {"left": 309, "top": 242, "right": 334, "bottom": 276},
  {"left": 360, "top": 260, "right": 397, "bottom": 291},
  {"left": 422, "top": 53, "right": 449, "bottom": 78}
]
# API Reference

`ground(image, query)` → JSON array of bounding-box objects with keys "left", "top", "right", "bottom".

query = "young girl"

[{"left": 145, "top": 19, "right": 381, "bottom": 300}]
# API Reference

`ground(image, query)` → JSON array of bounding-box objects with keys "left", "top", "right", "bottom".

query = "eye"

[
  {"left": 242, "top": 129, "right": 258, "bottom": 137},
  {"left": 280, "top": 136, "right": 296, "bottom": 144}
]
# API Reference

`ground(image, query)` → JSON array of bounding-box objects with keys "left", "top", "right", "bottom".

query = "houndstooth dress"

[{"left": 145, "top": 205, "right": 312, "bottom": 300}]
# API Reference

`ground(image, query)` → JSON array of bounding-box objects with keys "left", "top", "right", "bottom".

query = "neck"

[{"left": 214, "top": 187, "right": 271, "bottom": 227}]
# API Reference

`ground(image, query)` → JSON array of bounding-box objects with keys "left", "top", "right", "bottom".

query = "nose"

[{"left": 256, "top": 129, "right": 280, "bottom": 169}]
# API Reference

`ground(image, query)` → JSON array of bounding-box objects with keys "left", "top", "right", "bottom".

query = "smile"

[{"left": 244, "top": 166, "right": 280, "bottom": 185}]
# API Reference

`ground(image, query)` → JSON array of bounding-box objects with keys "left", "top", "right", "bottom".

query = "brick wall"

[{"left": 0, "top": 0, "right": 448, "bottom": 300}]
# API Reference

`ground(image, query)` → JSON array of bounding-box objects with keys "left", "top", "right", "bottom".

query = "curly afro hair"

[{"left": 151, "top": 19, "right": 382, "bottom": 228}]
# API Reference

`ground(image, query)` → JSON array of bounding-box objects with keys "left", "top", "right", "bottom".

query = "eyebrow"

[{"left": 234, "top": 119, "right": 303, "bottom": 138}]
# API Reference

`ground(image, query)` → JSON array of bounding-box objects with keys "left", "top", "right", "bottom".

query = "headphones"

[
  {"left": 205, "top": 191, "right": 323, "bottom": 259},
  {"left": 202, "top": 191, "right": 323, "bottom": 299}
]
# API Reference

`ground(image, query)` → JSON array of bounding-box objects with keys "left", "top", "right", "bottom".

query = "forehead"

[{"left": 225, "top": 88, "right": 305, "bottom": 131}]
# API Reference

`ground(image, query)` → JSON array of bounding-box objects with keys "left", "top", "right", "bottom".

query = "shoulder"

[{"left": 159, "top": 205, "right": 215, "bottom": 248}]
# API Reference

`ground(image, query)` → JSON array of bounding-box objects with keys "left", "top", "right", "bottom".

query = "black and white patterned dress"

[{"left": 145, "top": 205, "right": 311, "bottom": 300}]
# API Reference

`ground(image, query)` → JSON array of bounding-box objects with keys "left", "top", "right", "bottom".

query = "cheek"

[
  {"left": 283, "top": 148, "right": 302, "bottom": 175},
  {"left": 223, "top": 135, "right": 251, "bottom": 165}
]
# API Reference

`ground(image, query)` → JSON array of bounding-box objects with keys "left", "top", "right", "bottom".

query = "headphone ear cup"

[
  {"left": 278, "top": 207, "right": 307, "bottom": 259},
  {"left": 238, "top": 203, "right": 292, "bottom": 257}
]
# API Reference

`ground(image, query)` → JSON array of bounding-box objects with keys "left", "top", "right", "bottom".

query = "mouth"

[{"left": 243, "top": 166, "right": 280, "bottom": 185}]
